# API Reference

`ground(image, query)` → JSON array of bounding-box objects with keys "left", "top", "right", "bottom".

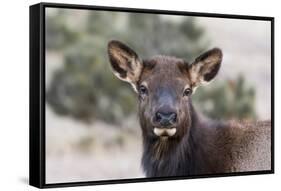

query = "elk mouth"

[{"left": 153, "top": 127, "right": 177, "bottom": 137}]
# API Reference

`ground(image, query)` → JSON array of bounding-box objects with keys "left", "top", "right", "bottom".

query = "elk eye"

[
  {"left": 183, "top": 88, "right": 192, "bottom": 97},
  {"left": 139, "top": 85, "right": 148, "bottom": 95}
]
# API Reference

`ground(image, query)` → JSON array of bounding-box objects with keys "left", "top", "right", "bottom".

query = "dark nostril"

[
  {"left": 170, "top": 113, "right": 177, "bottom": 122},
  {"left": 155, "top": 112, "right": 177, "bottom": 126},
  {"left": 155, "top": 112, "right": 162, "bottom": 122}
]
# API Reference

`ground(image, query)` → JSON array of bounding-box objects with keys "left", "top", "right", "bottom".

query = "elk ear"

[
  {"left": 189, "top": 48, "right": 222, "bottom": 87},
  {"left": 107, "top": 40, "right": 143, "bottom": 90}
]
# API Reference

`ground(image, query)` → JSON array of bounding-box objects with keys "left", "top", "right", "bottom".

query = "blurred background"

[{"left": 45, "top": 8, "right": 271, "bottom": 183}]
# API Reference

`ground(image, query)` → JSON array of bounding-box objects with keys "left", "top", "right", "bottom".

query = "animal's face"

[{"left": 108, "top": 40, "right": 222, "bottom": 139}]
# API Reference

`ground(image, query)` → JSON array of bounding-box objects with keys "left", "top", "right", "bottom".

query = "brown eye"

[
  {"left": 183, "top": 88, "right": 192, "bottom": 97},
  {"left": 139, "top": 85, "right": 148, "bottom": 95}
]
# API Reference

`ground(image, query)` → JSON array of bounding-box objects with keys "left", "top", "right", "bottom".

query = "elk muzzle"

[
  {"left": 155, "top": 112, "right": 177, "bottom": 127},
  {"left": 153, "top": 111, "right": 177, "bottom": 137}
]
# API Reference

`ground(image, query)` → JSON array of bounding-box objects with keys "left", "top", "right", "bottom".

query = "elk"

[{"left": 107, "top": 40, "right": 271, "bottom": 177}]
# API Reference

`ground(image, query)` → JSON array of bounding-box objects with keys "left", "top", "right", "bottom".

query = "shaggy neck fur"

[{"left": 141, "top": 103, "right": 213, "bottom": 177}]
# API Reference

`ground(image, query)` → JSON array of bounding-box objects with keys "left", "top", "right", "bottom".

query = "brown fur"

[{"left": 107, "top": 40, "right": 271, "bottom": 177}]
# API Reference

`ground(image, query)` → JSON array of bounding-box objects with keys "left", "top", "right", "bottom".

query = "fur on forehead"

[
  {"left": 138, "top": 55, "right": 191, "bottom": 91},
  {"left": 143, "top": 56, "right": 189, "bottom": 75}
]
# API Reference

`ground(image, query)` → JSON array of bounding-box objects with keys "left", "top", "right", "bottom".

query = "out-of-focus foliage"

[
  {"left": 46, "top": 10, "right": 256, "bottom": 123},
  {"left": 193, "top": 75, "right": 256, "bottom": 120},
  {"left": 46, "top": 10, "right": 79, "bottom": 50}
]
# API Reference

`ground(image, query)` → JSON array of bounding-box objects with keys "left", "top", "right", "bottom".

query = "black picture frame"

[{"left": 29, "top": 2, "right": 275, "bottom": 188}]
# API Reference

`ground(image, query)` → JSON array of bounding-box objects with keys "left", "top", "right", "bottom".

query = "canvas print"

[{"left": 36, "top": 4, "right": 273, "bottom": 186}]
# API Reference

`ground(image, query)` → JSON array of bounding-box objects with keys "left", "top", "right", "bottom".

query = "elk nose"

[{"left": 155, "top": 112, "right": 177, "bottom": 127}]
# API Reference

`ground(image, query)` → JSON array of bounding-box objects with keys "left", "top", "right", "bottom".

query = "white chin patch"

[{"left": 153, "top": 127, "right": 177, "bottom": 137}]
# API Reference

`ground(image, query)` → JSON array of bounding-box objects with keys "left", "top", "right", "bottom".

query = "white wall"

[{"left": 0, "top": 0, "right": 279, "bottom": 190}]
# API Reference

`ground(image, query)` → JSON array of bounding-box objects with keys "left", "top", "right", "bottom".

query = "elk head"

[{"left": 108, "top": 40, "right": 222, "bottom": 140}]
